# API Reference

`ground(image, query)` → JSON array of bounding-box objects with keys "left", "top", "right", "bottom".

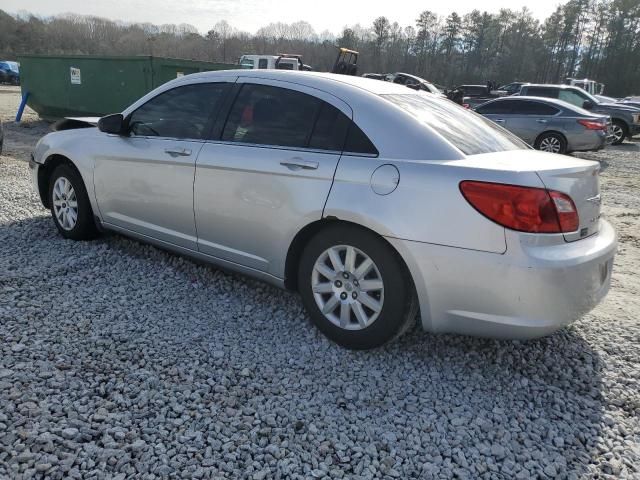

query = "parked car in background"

[
  {"left": 454, "top": 84, "right": 507, "bottom": 108},
  {"left": 595, "top": 94, "right": 619, "bottom": 104},
  {"left": 30, "top": 70, "right": 616, "bottom": 349},
  {"left": 0, "top": 61, "right": 20, "bottom": 85},
  {"left": 498, "top": 82, "right": 527, "bottom": 95},
  {"left": 386, "top": 73, "right": 446, "bottom": 97},
  {"left": 519, "top": 84, "right": 640, "bottom": 144},
  {"left": 475, "top": 96, "right": 610, "bottom": 154},
  {"left": 362, "top": 73, "right": 386, "bottom": 80},
  {"left": 565, "top": 77, "right": 605, "bottom": 96}
]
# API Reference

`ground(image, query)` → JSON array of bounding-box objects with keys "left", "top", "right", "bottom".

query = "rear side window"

[
  {"left": 524, "top": 87, "right": 558, "bottom": 99},
  {"left": 308, "top": 103, "right": 378, "bottom": 155},
  {"left": 384, "top": 93, "right": 528, "bottom": 155},
  {"left": 222, "top": 84, "right": 319, "bottom": 148},
  {"left": 128, "top": 83, "right": 229, "bottom": 139},
  {"left": 514, "top": 101, "right": 560, "bottom": 116}
]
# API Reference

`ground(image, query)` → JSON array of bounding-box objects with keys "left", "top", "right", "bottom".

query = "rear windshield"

[{"left": 383, "top": 93, "right": 529, "bottom": 155}]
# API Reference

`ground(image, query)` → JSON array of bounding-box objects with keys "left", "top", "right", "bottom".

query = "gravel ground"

[{"left": 1, "top": 88, "right": 639, "bottom": 479}]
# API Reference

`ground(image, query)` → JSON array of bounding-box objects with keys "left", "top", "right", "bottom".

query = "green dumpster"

[{"left": 17, "top": 55, "right": 236, "bottom": 120}]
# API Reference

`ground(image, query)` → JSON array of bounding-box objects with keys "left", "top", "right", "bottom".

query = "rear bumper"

[
  {"left": 568, "top": 130, "right": 607, "bottom": 152},
  {"left": 388, "top": 219, "right": 617, "bottom": 339}
]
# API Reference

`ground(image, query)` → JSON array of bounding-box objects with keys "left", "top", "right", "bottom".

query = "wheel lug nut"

[
  {"left": 335, "top": 280, "right": 342, "bottom": 288},
  {"left": 342, "top": 272, "right": 349, "bottom": 279},
  {"left": 353, "top": 280, "right": 359, "bottom": 287},
  {"left": 352, "top": 292, "right": 357, "bottom": 299},
  {"left": 340, "top": 292, "right": 348, "bottom": 300}
]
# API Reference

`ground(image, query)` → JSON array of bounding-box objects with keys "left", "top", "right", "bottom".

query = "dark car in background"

[
  {"left": 519, "top": 84, "right": 640, "bottom": 144},
  {"left": 498, "top": 82, "right": 527, "bottom": 95},
  {"left": 0, "top": 61, "right": 20, "bottom": 85},
  {"left": 475, "top": 96, "right": 610, "bottom": 154},
  {"left": 386, "top": 73, "right": 445, "bottom": 97},
  {"left": 454, "top": 84, "right": 507, "bottom": 108}
]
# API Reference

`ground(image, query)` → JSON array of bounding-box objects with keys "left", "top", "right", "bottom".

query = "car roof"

[
  {"left": 524, "top": 84, "right": 581, "bottom": 90},
  {"left": 180, "top": 69, "right": 414, "bottom": 95}
]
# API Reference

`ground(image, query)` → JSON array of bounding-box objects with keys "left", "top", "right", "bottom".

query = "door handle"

[
  {"left": 164, "top": 148, "right": 192, "bottom": 157},
  {"left": 280, "top": 158, "right": 319, "bottom": 170},
  {"left": 536, "top": 119, "right": 548, "bottom": 124},
  {"left": 494, "top": 119, "right": 505, "bottom": 123}
]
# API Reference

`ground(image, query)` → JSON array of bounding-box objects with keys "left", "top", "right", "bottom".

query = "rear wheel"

[
  {"left": 535, "top": 132, "right": 567, "bottom": 154},
  {"left": 48, "top": 164, "right": 98, "bottom": 240},
  {"left": 298, "top": 225, "right": 417, "bottom": 349},
  {"left": 610, "top": 120, "right": 627, "bottom": 145}
]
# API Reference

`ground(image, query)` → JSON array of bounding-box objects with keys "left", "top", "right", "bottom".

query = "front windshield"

[{"left": 383, "top": 93, "right": 529, "bottom": 155}]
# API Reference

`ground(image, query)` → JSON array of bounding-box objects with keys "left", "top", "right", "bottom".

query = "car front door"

[
  {"left": 93, "top": 81, "right": 232, "bottom": 250},
  {"left": 193, "top": 79, "right": 353, "bottom": 276}
]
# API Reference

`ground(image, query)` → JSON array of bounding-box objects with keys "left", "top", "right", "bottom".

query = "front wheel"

[
  {"left": 298, "top": 225, "right": 417, "bottom": 349},
  {"left": 535, "top": 132, "right": 567, "bottom": 154},
  {"left": 48, "top": 164, "right": 98, "bottom": 240}
]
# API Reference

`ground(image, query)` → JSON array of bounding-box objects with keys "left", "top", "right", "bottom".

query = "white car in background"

[{"left": 30, "top": 70, "right": 616, "bottom": 349}]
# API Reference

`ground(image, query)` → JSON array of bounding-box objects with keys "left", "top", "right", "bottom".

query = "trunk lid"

[{"left": 450, "top": 150, "right": 601, "bottom": 242}]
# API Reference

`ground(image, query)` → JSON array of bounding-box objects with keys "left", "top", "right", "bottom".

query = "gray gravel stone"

[{"left": 1, "top": 138, "right": 640, "bottom": 479}]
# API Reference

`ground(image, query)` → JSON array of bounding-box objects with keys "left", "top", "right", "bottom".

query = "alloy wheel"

[
  {"left": 311, "top": 245, "right": 384, "bottom": 330},
  {"left": 539, "top": 136, "right": 562, "bottom": 153},
  {"left": 611, "top": 124, "right": 624, "bottom": 144},
  {"left": 52, "top": 177, "right": 78, "bottom": 231}
]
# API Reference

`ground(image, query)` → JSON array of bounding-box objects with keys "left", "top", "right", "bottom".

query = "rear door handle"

[
  {"left": 164, "top": 148, "right": 192, "bottom": 157},
  {"left": 536, "top": 119, "right": 548, "bottom": 124},
  {"left": 280, "top": 158, "right": 319, "bottom": 170},
  {"left": 494, "top": 119, "right": 505, "bottom": 123}
]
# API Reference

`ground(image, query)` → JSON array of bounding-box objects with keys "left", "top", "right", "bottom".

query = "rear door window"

[
  {"left": 128, "top": 83, "right": 229, "bottom": 139},
  {"left": 308, "top": 103, "right": 378, "bottom": 155},
  {"left": 513, "top": 101, "right": 560, "bottom": 116},
  {"left": 384, "top": 93, "right": 528, "bottom": 155},
  {"left": 222, "top": 84, "right": 320, "bottom": 148}
]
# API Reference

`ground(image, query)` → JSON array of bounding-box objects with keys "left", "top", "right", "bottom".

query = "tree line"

[{"left": 1, "top": 0, "right": 639, "bottom": 96}]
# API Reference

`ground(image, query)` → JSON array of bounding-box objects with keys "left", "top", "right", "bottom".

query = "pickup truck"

[
  {"left": 519, "top": 84, "right": 640, "bottom": 144},
  {"left": 451, "top": 84, "right": 507, "bottom": 109}
]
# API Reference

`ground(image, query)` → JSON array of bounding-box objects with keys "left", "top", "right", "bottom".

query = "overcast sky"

[{"left": 4, "top": 0, "right": 567, "bottom": 34}]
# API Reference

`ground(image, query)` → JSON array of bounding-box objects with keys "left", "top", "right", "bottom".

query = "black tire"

[
  {"left": 48, "top": 164, "right": 98, "bottom": 240},
  {"left": 611, "top": 120, "right": 627, "bottom": 145},
  {"left": 298, "top": 224, "right": 417, "bottom": 350},
  {"left": 534, "top": 132, "right": 567, "bottom": 154}
]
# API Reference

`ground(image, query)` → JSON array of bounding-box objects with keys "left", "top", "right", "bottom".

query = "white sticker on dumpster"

[{"left": 70, "top": 67, "right": 81, "bottom": 85}]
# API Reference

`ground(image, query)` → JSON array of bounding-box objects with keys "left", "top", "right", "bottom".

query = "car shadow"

[{"left": 2, "top": 214, "right": 607, "bottom": 478}]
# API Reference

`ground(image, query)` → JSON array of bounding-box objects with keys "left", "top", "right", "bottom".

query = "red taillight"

[
  {"left": 462, "top": 103, "right": 470, "bottom": 109},
  {"left": 577, "top": 119, "right": 607, "bottom": 131},
  {"left": 459, "top": 181, "right": 579, "bottom": 233}
]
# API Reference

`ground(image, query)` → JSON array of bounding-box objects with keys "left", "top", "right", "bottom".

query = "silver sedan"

[
  {"left": 475, "top": 96, "right": 611, "bottom": 154},
  {"left": 30, "top": 70, "right": 617, "bottom": 349}
]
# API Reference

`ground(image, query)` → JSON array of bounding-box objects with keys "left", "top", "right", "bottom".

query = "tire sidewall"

[
  {"left": 298, "top": 225, "right": 413, "bottom": 349},
  {"left": 536, "top": 132, "right": 567, "bottom": 154},
  {"left": 48, "top": 164, "right": 95, "bottom": 240}
]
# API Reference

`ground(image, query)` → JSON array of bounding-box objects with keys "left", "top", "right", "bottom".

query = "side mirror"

[
  {"left": 583, "top": 100, "right": 594, "bottom": 110},
  {"left": 98, "top": 113, "right": 125, "bottom": 135}
]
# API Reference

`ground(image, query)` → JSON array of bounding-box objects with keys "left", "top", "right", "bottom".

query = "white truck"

[
  {"left": 566, "top": 78, "right": 605, "bottom": 96},
  {"left": 238, "top": 54, "right": 312, "bottom": 71}
]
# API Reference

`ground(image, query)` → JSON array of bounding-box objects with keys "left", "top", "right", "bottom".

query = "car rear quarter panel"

[{"left": 324, "top": 156, "right": 548, "bottom": 254}]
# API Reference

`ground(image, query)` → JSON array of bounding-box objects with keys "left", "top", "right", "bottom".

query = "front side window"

[
  {"left": 258, "top": 59, "right": 268, "bottom": 69},
  {"left": 222, "top": 84, "right": 320, "bottom": 148},
  {"left": 128, "top": 83, "right": 229, "bottom": 139},
  {"left": 384, "top": 93, "right": 528, "bottom": 155}
]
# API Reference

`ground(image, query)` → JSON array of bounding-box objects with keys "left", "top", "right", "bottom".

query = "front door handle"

[
  {"left": 494, "top": 119, "right": 505, "bottom": 123},
  {"left": 536, "top": 119, "right": 548, "bottom": 124},
  {"left": 164, "top": 148, "right": 192, "bottom": 157},
  {"left": 280, "top": 158, "right": 319, "bottom": 170}
]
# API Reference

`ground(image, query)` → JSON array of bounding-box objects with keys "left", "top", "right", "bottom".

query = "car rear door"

[
  {"left": 93, "top": 81, "right": 232, "bottom": 250},
  {"left": 506, "top": 100, "right": 561, "bottom": 144},
  {"left": 193, "top": 79, "right": 352, "bottom": 276}
]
